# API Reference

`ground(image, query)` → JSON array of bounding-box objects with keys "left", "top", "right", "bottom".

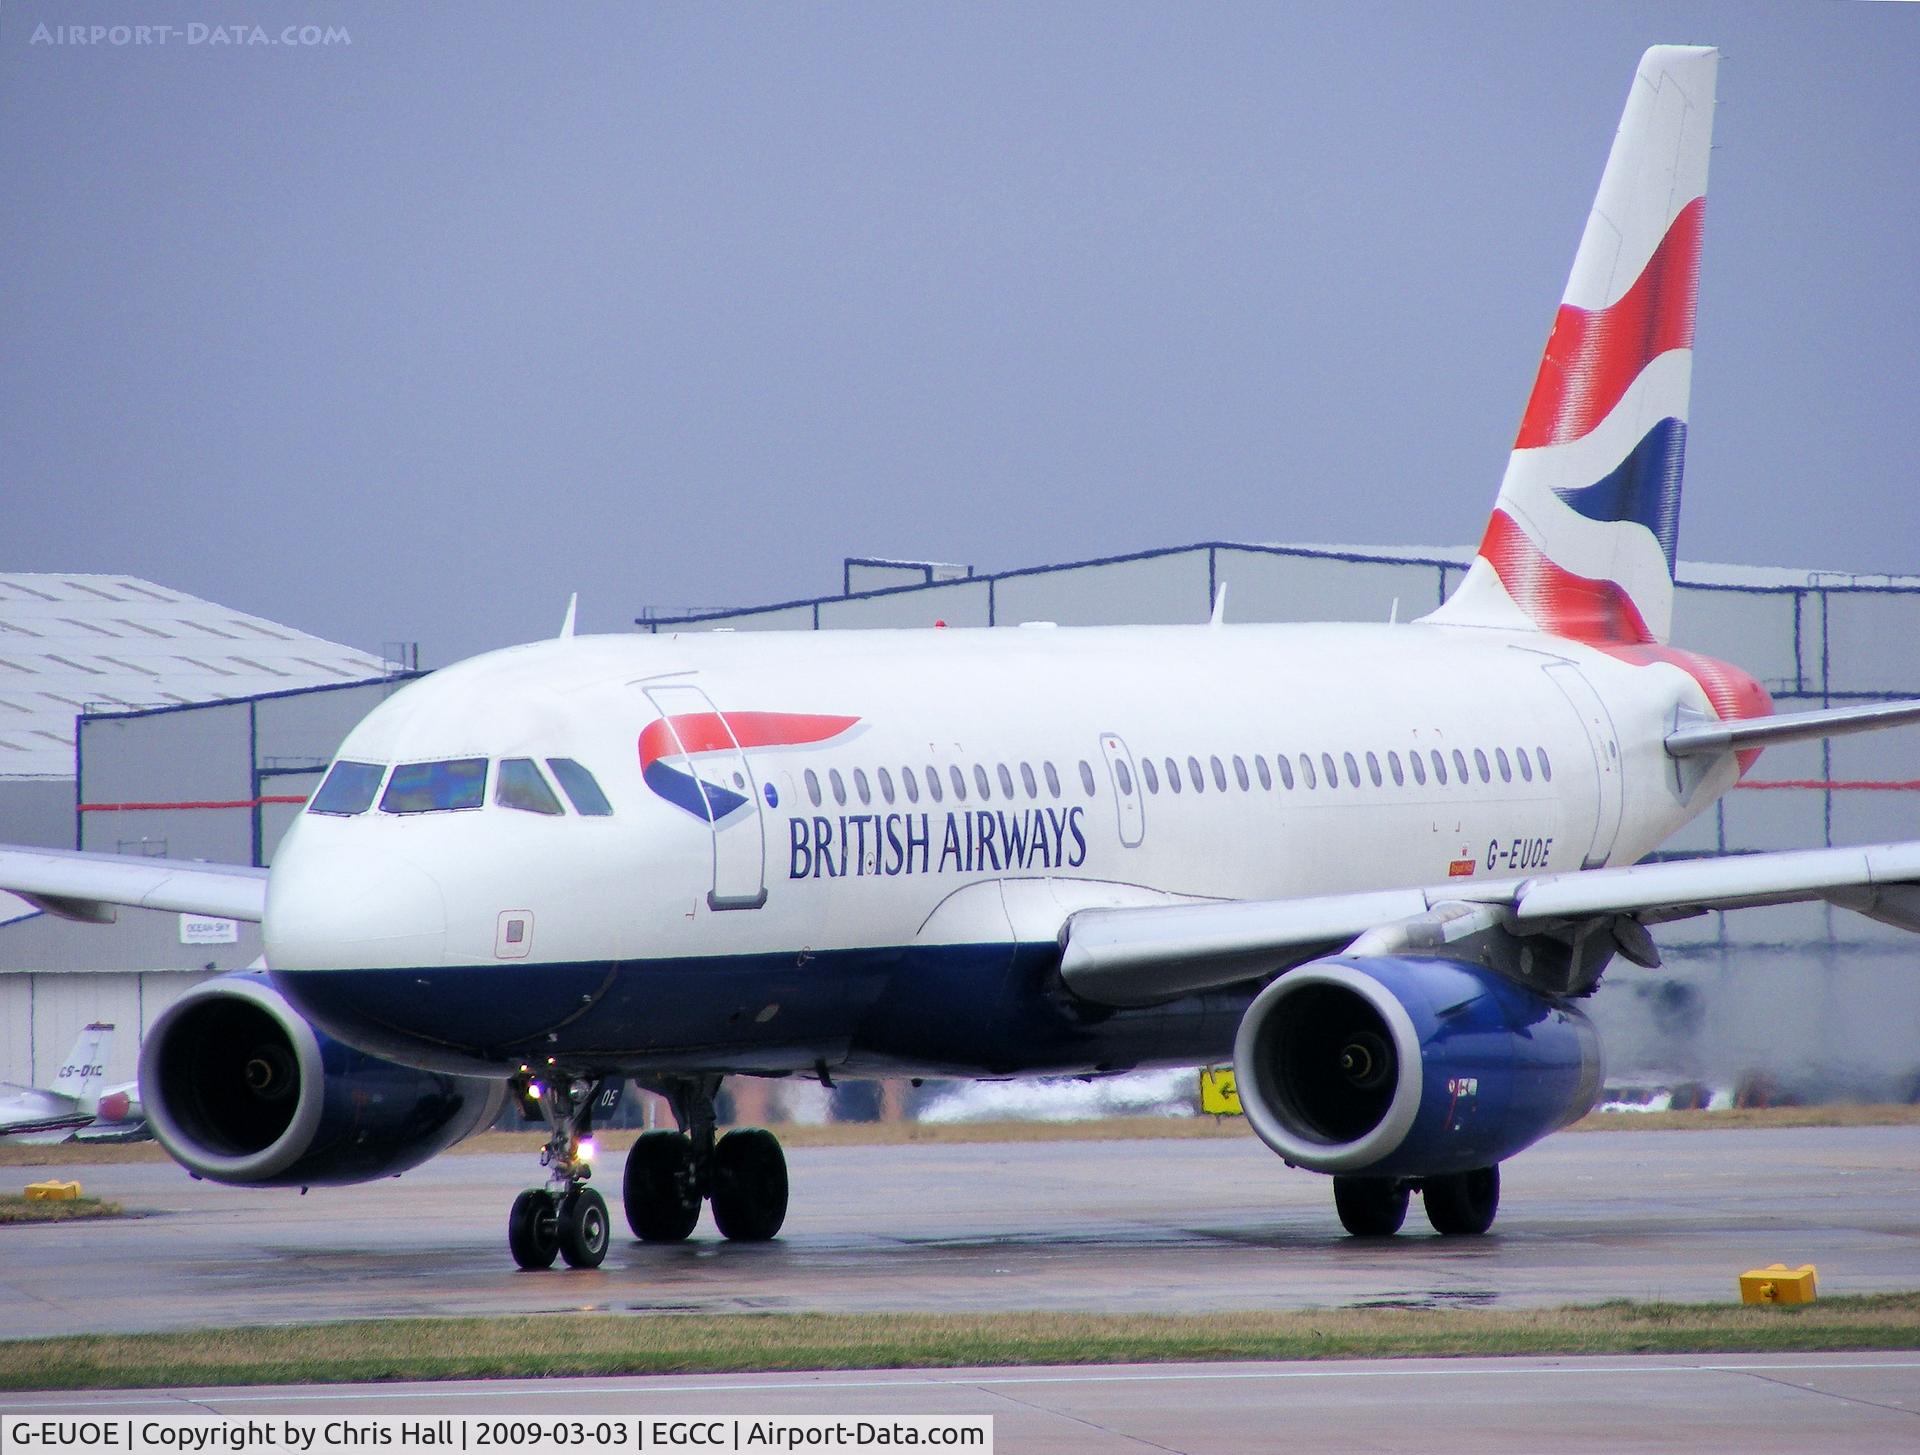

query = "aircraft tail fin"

[
  {"left": 1427, "top": 45, "right": 1717, "bottom": 645},
  {"left": 48, "top": 1022, "right": 113, "bottom": 1110}
]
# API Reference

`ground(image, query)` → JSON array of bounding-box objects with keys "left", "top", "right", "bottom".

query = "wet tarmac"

[{"left": 3, "top": 1124, "right": 1916, "bottom": 1339}]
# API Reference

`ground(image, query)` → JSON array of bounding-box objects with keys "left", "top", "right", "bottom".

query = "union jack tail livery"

[{"left": 1430, "top": 45, "right": 1716, "bottom": 646}]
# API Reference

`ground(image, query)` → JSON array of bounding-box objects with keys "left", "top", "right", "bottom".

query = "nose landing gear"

[
  {"left": 507, "top": 1073, "right": 612, "bottom": 1271},
  {"left": 623, "top": 1074, "right": 790, "bottom": 1245}
]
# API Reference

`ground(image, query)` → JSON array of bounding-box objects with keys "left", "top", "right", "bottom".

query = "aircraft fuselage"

[{"left": 264, "top": 620, "right": 1756, "bottom": 1079}]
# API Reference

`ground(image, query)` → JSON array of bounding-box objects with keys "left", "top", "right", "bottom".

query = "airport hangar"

[
  {"left": 3, "top": 546, "right": 1918, "bottom": 1106},
  {"left": 0, "top": 573, "right": 403, "bottom": 1094}
]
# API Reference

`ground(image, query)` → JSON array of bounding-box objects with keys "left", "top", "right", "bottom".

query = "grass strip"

[
  {"left": 5, "top": 1103, "right": 1914, "bottom": 1169},
  {"left": 3, "top": 1296, "right": 1917, "bottom": 1391},
  {"left": 0, "top": 1194, "right": 123, "bottom": 1224}
]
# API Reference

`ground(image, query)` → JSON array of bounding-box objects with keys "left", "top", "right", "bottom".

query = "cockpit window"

[
  {"left": 497, "top": 758, "right": 564, "bottom": 815},
  {"left": 547, "top": 758, "right": 613, "bottom": 816},
  {"left": 308, "top": 760, "right": 386, "bottom": 816},
  {"left": 380, "top": 758, "right": 488, "bottom": 814}
]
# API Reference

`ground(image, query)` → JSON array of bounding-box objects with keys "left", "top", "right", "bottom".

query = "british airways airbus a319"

[{"left": 7, "top": 45, "right": 1920, "bottom": 1270}]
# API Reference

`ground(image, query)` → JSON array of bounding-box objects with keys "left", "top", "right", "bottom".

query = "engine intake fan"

[
  {"left": 1232, "top": 955, "right": 1602, "bottom": 1179},
  {"left": 141, "top": 973, "right": 507, "bottom": 1187}
]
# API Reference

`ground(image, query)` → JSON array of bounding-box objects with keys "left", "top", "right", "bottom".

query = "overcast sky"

[{"left": 4, "top": 2, "right": 1916, "bottom": 664}]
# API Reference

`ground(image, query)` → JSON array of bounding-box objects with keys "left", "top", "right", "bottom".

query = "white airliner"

[{"left": 5, "top": 45, "right": 1919, "bottom": 1269}]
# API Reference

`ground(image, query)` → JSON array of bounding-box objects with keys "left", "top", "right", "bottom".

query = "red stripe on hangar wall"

[
  {"left": 1735, "top": 780, "right": 1920, "bottom": 792},
  {"left": 79, "top": 795, "right": 310, "bottom": 812}
]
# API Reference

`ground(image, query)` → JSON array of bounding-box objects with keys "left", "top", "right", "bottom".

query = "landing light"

[
  {"left": 528, "top": 1082, "right": 544, "bottom": 1101},
  {"left": 578, "top": 1136, "right": 598, "bottom": 1163}
]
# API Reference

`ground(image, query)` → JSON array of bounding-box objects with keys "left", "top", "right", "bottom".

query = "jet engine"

[
  {"left": 140, "top": 973, "right": 507, "bottom": 1187},
  {"left": 1232, "top": 956, "right": 1602, "bottom": 1179}
]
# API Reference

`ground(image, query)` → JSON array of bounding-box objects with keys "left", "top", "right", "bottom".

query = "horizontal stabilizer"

[{"left": 1666, "top": 698, "right": 1920, "bottom": 757}]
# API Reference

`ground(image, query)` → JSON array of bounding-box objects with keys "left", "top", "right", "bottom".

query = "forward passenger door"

[{"left": 643, "top": 683, "right": 769, "bottom": 909}]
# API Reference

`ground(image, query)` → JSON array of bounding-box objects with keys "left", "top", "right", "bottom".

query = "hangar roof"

[{"left": 0, "top": 574, "right": 387, "bottom": 779}]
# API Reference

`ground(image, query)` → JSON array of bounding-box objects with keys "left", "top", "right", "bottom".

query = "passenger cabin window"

[
  {"left": 1020, "top": 762, "right": 1038, "bottom": 798},
  {"left": 309, "top": 760, "right": 385, "bottom": 816},
  {"left": 1255, "top": 756, "right": 1271, "bottom": 790},
  {"left": 1188, "top": 756, "right": 1205, "bottom": 793},
  {"left": 1495, "top": 748, "right": 1512, "bottom": 783},
  {"left": 1452, "top": 749, "right": 1469, "bottom": 783},
  {"left": 878, "top": 767, "right": 896, "bottom": 804},
  {"left": 381, "top": 758, "right": 487, "bottom": 814},
  {"left": 1276, "top": 754, "right": 1294, "bottom": 789},
  {"left": 926, "top": 765, "right": 944, "bottom": 802},
  {"left": 1142, "top": 757, "right": 1160, "bottom": 793},
  {"left": 1321, "top": 752, "right": 1339, "bottom": 788},
  {"left": 1166, "top": 757, "right": 1183, "bottom": 793},
  {"left": 830, "top": 768, "right": 848, "bottom": 806},
  {"left": 1537, "top": 747, "right": 1553, "bottom": 782},
  {"left": 1431, "top": 749, "right": 1448, "bottom": 785},
  {"left": 1409, "top": 751, "right": 1427, "bottom": 786},
  {"left": 997, "top": 763, "right": 1015, "bottom": 798},
  {"left": 1079, "top": 760, "right": 1096, "bottom": 795},
  {"left": 548, "top": 758, "right": 614, "bottom": 816},
  {"left": 901, "top": 766, "right": 919, "bottom": 803},
  {"left": 1044, "top": 762, "right": 1061, "bottom": 798},
  {"left": 1516, "top": 747, "right": 1533, "bottom": 783},
  {"left": 1211, "top": 755, "right": 1228, "bottom": 792},
  {"left": 497, "top": 758, "right": 564, "bottom": 815},
  {"left": 1474, "top": 748, "right": 1491, "bottom": 783},
  {"left": 1386, "top": 751, "right": 1403, "bottom": 787},
  {"left": 1115, "top": 758, "right": 1134, "bottom": 795},
  {"left": 1298, "top": 753, "right": 1316, "bottom": 789},
  {"left": 974, "top": 765, "right": 992, "bottom": 800},
  {"left": 1344, "top": 751, "right": 1362, "bottom": 787},
  {"left": 951, "top": 766, "right": 969, "bottom": 801},
  {"left": 804, "top": 769, "right": 823, "bottom": 808}
]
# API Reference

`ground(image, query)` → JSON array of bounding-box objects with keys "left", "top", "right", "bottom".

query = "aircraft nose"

[{"left": 264, "top": 845, "right": 448, "bottom": 970}]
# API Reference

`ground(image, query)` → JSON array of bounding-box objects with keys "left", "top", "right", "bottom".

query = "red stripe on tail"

[
  {"left": 1515, "top": 197, "right": 1704, "bottom": 450},
  {"left": 1478, "top": 510, "right": 1656, "bottom": 644}
]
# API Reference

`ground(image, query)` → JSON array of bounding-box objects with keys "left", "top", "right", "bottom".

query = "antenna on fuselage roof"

[
  {"left": 1209, "top": 582, "right": 1228, "bottom": 627},
  {"left": 558, "top": 593, "right": 579, "bottom": 640}
]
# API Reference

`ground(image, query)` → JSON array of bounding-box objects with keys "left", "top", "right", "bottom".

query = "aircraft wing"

[
  {"left": 0, "top": 846, "right": 267, "bottom": 925},
  {"left": 1059, "top": 839, "right": 1920, "bottom": 1007},
  {"left": 0, "top": 1089, "right": 91, "bottom": 1140}
]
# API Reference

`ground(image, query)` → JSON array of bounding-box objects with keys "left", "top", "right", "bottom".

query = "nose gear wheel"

[{"left": 506, "top": 1072, "right": 610, "bottom": 1270}]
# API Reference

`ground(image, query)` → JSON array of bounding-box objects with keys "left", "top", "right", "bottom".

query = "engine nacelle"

[
  {"left": 140, "top": 973, "right": 508, "bottom": 1187},
  {"left": 1233, "top": 955, "right": 1602, "bottom": 1179}
]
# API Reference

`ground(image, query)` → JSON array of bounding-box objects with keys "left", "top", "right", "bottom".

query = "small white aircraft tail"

[
  {"left": 48, "top": 1022, "right": 113, "bottom": 1112},
  {"left": 1430, "top": 45, "right": 1718, "bottom": 646}
]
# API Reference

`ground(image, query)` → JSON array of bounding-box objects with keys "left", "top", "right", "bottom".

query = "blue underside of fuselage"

[{"left": 270, "top": 943, "right": 1252, "bottom": 1080}]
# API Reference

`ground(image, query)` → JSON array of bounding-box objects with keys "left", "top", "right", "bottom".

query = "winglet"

[{"left": 558, "top": 593, "right": 579, "bottom": 640}]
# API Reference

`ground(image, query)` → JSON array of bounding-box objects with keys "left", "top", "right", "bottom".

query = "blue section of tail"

[{"left": 1550, "top": 417, "right": 1686, "bottom": 573}]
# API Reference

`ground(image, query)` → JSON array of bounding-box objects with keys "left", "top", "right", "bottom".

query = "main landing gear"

[
  {"left": 624, "top": 1074, "right": 790, "bottom": 1245},
  {"left": 1332, "top": 1165, "right": 1501, "bottom": 1238},
  {"left": 508, "top": 1074, "right": 613, "bottom": 1271}
]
